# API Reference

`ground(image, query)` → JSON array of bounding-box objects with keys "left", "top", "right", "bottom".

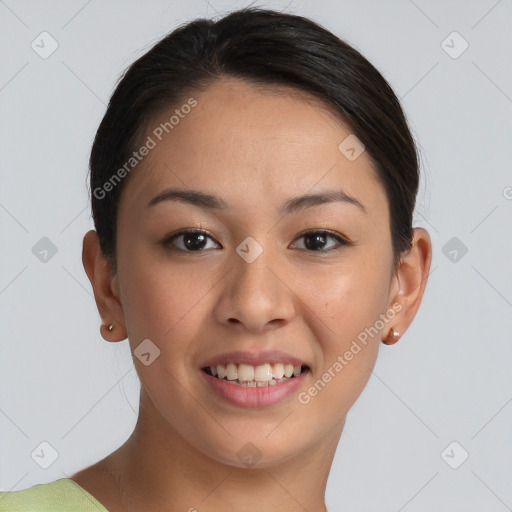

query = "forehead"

[{"left": 119, "top": 77, "right": 388, "bottom": 220}]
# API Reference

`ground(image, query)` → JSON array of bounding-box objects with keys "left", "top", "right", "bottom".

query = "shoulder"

[{"left": 0, "top": 478, "right": 108, "bottom": 512}]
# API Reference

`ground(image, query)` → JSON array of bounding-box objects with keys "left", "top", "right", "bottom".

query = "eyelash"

[{"left": 162, "top": 228, "right": 352, "bottom": 254}]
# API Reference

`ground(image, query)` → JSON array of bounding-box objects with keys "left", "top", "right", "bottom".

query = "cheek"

[
  {"left": 306, "top": 253, "right": 390, "bottom": 387},
  {"left": 316, "top": 257, "right": 391, "bottom": 336},
  {"left": 298, "top": 279, "right": 383, "bottom": 420},
  {"left": 118, "top": 247, "right": 221, "bottom": 361}
]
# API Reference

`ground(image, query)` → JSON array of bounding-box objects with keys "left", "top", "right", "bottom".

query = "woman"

[{"left": 0, "top": 6, "right": 431, "bottom": 511}]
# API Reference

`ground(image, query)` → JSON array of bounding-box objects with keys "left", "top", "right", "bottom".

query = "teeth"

[
  {"left": 207, "top": 362, "right": 306, "bottom": 384},
  {"left": 225, "top": 363, "right": 237, "bottom": 381},
  {"left": 254, "top": 363, "right": 272, "bottom": 382},
  {"left": 237, "top": 363, "right": 255, "bottom": 382},
  {"left": 273, "top": 363, "right": 284, "bottom": 379},
  {"left": 225, "top": 377, "right": 293, "bottom": 387}
]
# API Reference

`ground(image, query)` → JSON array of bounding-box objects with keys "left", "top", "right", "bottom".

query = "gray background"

[{"left": 1, "top": 1, "right": 511, "bottom": 510}]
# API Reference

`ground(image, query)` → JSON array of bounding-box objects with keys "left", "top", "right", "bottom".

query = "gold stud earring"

[
  {"left": 382, "top": 328, "right": 400, "bottom": 345},
  {"left": 107, "top": 324, "right": 114, "bottom": 332}
]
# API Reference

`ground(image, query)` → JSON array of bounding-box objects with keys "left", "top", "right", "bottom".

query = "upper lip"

[{"left": 200, "top": 350, "right": 309, "bottom": 369}]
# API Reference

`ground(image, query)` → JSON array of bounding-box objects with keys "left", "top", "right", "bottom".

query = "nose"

[{"left": 213, "top": 245, "right": 296, "bottom": 334}]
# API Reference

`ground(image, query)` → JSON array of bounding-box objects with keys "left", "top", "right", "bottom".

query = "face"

[{"left": 110, "top": 77, "right": 399, "bottom": 468}]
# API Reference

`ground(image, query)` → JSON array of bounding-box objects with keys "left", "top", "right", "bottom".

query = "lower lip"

[{"left": 200, "top": 369, "right": 308, "bottom": 408}]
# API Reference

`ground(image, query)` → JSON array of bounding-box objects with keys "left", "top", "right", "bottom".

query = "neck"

[{"left": 104, "top": 389, "right": 343, "bottom": 512}]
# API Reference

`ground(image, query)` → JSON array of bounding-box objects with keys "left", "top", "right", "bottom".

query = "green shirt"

[
  {"left": 0, "top": 478, "right": 332, "bottom": 511},
  {"left": 0, "top": 478, "right": 109, "bottom": 511}
]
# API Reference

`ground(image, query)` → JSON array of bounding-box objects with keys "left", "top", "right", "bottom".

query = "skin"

[{"left": 73, "top": 77, "right": 432, "bottom": 512}]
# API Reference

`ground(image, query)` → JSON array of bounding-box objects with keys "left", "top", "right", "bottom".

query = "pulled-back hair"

[{"left": 88, "top": 7, "right": 420, "bottom": 273}]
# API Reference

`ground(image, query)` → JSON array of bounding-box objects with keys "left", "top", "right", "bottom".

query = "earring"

[
  {"left": 382, "top": 328, "right": 400, "bottom": 345},
  {"left": 107, "top": 324, "right": 114, "bottom": 332}
]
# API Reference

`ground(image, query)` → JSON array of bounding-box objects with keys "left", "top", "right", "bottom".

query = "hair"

[{"left": 88, "top": 6, "right": 420, "bottom": 274}]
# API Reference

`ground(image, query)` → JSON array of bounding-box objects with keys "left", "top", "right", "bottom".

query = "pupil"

[
  {"left": 185, "top": 232, "right": 207, "bottom": 250},
  {"left": 305, "top": 232, "right": 326, "bottom": 250}
]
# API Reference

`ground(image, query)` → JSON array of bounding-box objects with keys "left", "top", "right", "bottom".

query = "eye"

[
  {"left": 162, "top": 228, "right": 351, "bottom": 254},
  {"left": 162, "top": 229, "right": 220, "bottom": 252},
  {"left": 290, "top": 229, "right": 351, "bottom": 252}
]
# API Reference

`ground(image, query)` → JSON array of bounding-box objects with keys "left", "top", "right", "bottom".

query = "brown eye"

[
  {"left": 291, "top": 230, "right": 350, "bottom": 252},
  {"left": 163, "top": 229, "right": 220, "bottom": 252},
  {"left": 162, "top": 228, "right": 350, "bottom": 254}
]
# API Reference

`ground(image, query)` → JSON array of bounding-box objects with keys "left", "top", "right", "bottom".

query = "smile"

[{"left": 202, "top": 362, "right": 308, "bottom": 387}]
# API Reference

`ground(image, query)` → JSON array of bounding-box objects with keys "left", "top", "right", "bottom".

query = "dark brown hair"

[{"left": 88, "top": 6, "right": 420, "bottom": 273}]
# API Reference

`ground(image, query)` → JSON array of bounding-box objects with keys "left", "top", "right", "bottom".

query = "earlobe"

[
  {"left": 382, "top": 328, "right": 400, "bottom": 345},
  {"left": 385, "top": 227, "right": 432, "bottom": 342},
  {"left": 82, "top": 230, "right": 127, "bottom": 342}
]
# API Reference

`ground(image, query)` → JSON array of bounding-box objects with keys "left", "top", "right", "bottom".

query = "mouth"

[{"left": 201, "top": 363, "right": 310, "bottom": 387}]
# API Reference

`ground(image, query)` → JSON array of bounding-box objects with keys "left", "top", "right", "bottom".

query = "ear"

[
  {"left": 82, "top": 230, "right": 127, "bottom": 342},
  {"left": 386, "top": 227, "right": 432, "bottom": 341}
]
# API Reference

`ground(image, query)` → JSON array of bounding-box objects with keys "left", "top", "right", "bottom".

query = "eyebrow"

[{"left": 147, "top": 188, "right": 367, "bottom": 214}]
